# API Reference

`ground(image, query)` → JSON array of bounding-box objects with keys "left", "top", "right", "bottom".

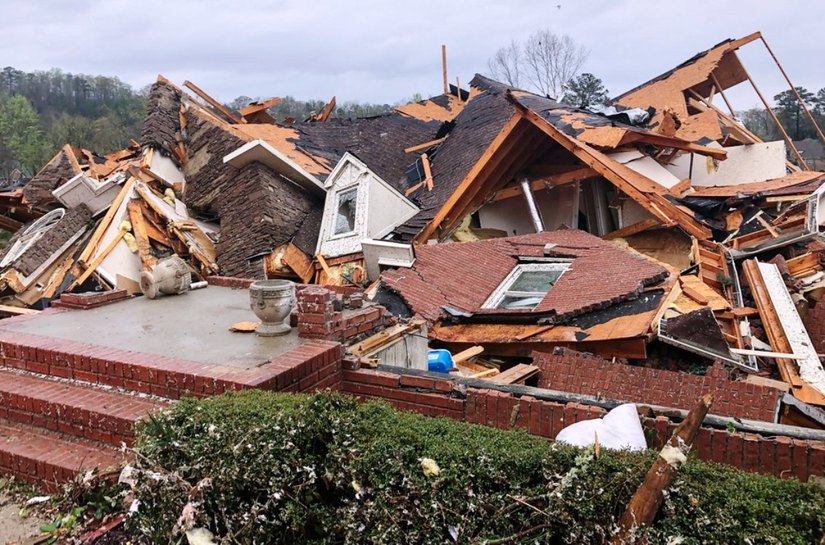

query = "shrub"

[{"left": 130, "top": 390, "right": 825, "bottom": 544}]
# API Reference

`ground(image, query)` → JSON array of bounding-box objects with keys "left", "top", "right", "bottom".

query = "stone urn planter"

[
  {"left": 140, "top": 255, "right": 192, "bottom": 299},
  {"left": 249, "top": 280, "right": 295, "bottom": 336}
]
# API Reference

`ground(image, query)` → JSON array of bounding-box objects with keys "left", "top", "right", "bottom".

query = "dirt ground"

[{"left": 0, "top": 490, "right": 50, "bottom": 545}]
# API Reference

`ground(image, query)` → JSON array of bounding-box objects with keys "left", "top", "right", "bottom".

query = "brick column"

[{"left": 296, "top": 287, "right": 342, "bottom": 340}]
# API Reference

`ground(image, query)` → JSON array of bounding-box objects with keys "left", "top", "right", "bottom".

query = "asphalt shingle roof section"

[{"left": 381, "top": 230, "right": 669, "bottom": 323}]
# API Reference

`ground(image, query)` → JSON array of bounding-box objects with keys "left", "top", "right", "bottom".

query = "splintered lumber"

[
  {"left": 350, "top": 320, "right": 425, "bottom": 357},
  {"left": 282, "top": 243, "right": 314, "bottom": 283},
  {"left": 0, "top": 304, "right": 39, "bottom": 316},
  {"left": 77, "top": 178, "right": 135, "bottom": 264},
  {"left": 404, "top": 137, "right": 447, "bottom": 154},
  {"left": 452, "top": 345, "right": 484, "bottom": 364},
  {"left": 611, "top": 394, "right": 713, "bottom": 545},
  {"left": 680, "top": 284, "right": 709, "bottom": 305},
  {"left": 315, "top": 253, "right": 333, "bottom": 278},
  {"left": 603, "top": 219, "right": 661, "bottom": 240},
  {"left": 514, "top": 324, "right": 555, "bottom": 341},
  {"left": 442, "top": 44, "right": 448, "bottom": 95},
  {"left": 742, "top": 259, "right": 825, "bottom": 405},
  {"left": 470, "top": 368, "right": 499, "bottom": 379},
  {"left": 127, "top": 199, "right": 158, "bottom": 271},
  {"left": 488, "top": 364, "right": 539, "bottom": 385},
  {"left": 422, "top": 153, "right": 434, "bottom": 191},
  {"left": 70, "top": 229, "right": 127, "bottom": 289},
  {"left": 314, "top": 97, "right": 336, "bottom": 122},
  {"left": 183, "top": 80, "right": 243, "bottom": 124}
]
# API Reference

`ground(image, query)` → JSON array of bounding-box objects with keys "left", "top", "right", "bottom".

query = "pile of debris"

[
  {"left": 0, "top": 141, "right": 217, "bottom": 309},
  {"left": 2, "top": 31, "right": 825, "bottom": 430}
]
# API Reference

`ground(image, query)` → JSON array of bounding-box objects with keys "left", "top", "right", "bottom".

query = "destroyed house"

[{"left": 380, "top": 230, "right": 672, "bottom": 359}]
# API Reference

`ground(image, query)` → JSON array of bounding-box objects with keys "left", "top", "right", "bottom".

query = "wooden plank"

[
  {"left": 611, "top": 394, "right": 713, "bottom": 545},
  {"left": 730, "top": 306, "right": 759, "bottom": 318},
  {"left": 315, "top": 253, "right": 332, "bottom": 279},
  {"left": 510, "top": 97, "right": 712, "bottom": 240},
  {"left": 755, "top": 213, "right": 779, "bottom": 238},
  {"left": 470, "top": 368, "right": 499, "bottom": 379},
  {"left": 404, "top": 137, "right": 447, "bottom": 154},
  {"left": 127, "top": 199, "right": 157, "bottom": 271},
  {"left": 41, "top": 254, "right": 75, "bottom": 299},
  {"left": 452, "top": 345, "right": 484, "bottom": 364},
  {"left": 77, "top": 178, "right": 135, "bottom": 264},
  {"left": 488, "top": 364, "right": 539, "bottom": 385},
  {"left": 635, "top": 133, "right": 728, "bottom": 160},
  {"left": 765, "top": 194, "right": 810, "bottom": 203},
  {"left": 442, "top": 45, "right": 448, "bottom": 95},
  {"left": 415, "top": 112, "right": 522, "bottom": 243},
  {"left": 70, "top": 230, "right": 127, "bottom": 289},
  {"left": 0, "top": 304, "right": 39, "bottom": 315},
  {"left": 421, "top": 153, "right": 433, "bottom": 191},
  {"left": 352, "top": 320, "right": 425, "bottom": 357},
  {"left": 283, "top": 243, "right": 314, "bottom": 284},
  {"left": 668, "top": 178, "right": 692, "bottom": 197},
  {"left": 742, "top": 259, "right": 825, "bottom": 405},
  {"left": 603, "top": 219, "right": 661, "bottom": 240},
  {"left": 492, "top": 167, "right": 597, "bottom": 202},
  {"left": 183, "top": 80, "right": 243, "bottom": 124},
  {"left": 680, "top": 285, "right": 709, "bottom": 305},
  {"left": 314, "top": 97, "right": 336, "bottom": 122}
]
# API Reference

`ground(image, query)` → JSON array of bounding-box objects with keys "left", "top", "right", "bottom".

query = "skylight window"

[
  {"left": 333, "top": 187, "right": 358, "bottom": 235},
  {"left": 482, "top": 262, "right": 570, "bottom": 310}
]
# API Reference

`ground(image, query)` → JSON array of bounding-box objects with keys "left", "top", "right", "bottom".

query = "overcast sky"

[{"left": 1, "top": 0, "right": 823, "bottom": 108}]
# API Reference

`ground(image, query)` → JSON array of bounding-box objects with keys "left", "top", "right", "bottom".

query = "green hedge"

[{"left": 130, "top": 390, "right": 825, "bottom": 544}]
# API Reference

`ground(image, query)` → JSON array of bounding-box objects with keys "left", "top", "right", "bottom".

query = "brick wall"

[
  {"left": 339, "top": 366, "right": 825, "bottom": 481},
  {"left": 534, "top": 349, "right": 781, "bottom": 422},
  {"left": 297, "top": 286, "right": 392, "bottom": 343},
  {"left": 803, "top": 301, "right": 825, "bottom": 353}
]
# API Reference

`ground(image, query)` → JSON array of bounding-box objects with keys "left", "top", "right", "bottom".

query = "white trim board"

[
  {"left": 223, "top": 139, "right": 326, "bottom": 194},
  {"left": 758, "top": 261, "right": 825, "bottom": 396}
]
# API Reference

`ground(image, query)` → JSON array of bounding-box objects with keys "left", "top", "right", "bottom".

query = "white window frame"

[
  {"left": 482, "top": 262, "right": 570, "bottom": 310},
  {"left": 330, "top": 186, "right": 359, "bottom": 238}
]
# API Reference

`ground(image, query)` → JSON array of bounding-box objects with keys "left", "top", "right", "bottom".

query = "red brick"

[
  {"left": 399, "top": 375, "right": 436, "bottom": 390},
  {"left": 791, "top": 439, "right": 809, "bottom": 482}
]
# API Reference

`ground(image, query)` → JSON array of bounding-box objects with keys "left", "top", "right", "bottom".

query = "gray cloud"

[{"left": 0, "top": 0, "right": 822, "bottom": 107}]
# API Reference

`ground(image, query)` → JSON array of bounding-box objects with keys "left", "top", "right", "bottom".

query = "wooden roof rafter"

[{"left": 507, "top": 93, "right": 713, "bottom": 240}]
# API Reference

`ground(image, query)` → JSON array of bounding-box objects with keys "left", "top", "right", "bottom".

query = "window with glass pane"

[
  {"left": 333, "top": 187, "right": 358, "bottom": 235},
  {"left": 482, "top": 263, "right": 569, "bottom": 310}
]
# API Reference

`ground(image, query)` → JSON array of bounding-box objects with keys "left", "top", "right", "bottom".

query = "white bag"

[{"left": 555, "top": 403, "right": 647, "bottom": 451}]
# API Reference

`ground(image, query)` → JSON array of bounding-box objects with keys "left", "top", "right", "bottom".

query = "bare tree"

[
  {"left": 486, "top": 40, "right": 522, "bottom": 88},
  {"left": 486, "top": 30, "right": 588, "bottom": 99},
  {"left": 523, "top": 31, "right": 588, "bottom": 99}
]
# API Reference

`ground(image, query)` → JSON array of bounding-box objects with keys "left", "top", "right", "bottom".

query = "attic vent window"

[
  {"left": 483, "top": 262, "right": 570, "bottom": 310},
  {"left": 333, "top": 187, "right": 358, "bottom": 235}
]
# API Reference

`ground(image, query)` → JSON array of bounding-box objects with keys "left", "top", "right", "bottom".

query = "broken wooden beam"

[
  {"left": 452, "top": 345, "right": 484, "bottom": 364},
  {"left": 611, "top": 394, "right": 713, "bottom": 544},
  {"left": 183, "top": 80, "right": 243, "bottom": 124},
  {"left": 127, "top": 199, "right": 158, "bottom": 271},
  {"left": 404, "top": 137, "right": 447, "bottom": 154}
]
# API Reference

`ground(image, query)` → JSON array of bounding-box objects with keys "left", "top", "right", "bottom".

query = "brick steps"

[
  {"left": 0, "top": 419, "right": 124, "bottom": 491},
  {"left": 0, "top": 369, "right": 167, "bottom": 447},
  {"left": 0, "top": 323, "right": 342, "bottom": 489}
]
